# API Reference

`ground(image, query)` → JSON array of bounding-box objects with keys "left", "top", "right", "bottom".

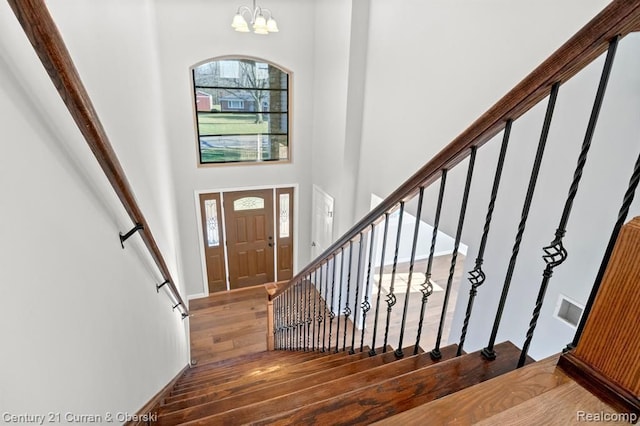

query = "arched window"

[{"left": 192, "top": 57, "right": 290, "bottom": 165}]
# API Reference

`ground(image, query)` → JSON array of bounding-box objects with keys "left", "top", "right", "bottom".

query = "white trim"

[
  {"left": 188, "top": 292, "right": 207, "bottom": 300},
  {"left": 195, "top": 183, "right": 299, "bottom": 294}
]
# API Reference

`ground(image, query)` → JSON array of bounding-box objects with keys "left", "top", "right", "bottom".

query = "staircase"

[{"left": 153, "top": 342, "right": 526, "bottom": 425}]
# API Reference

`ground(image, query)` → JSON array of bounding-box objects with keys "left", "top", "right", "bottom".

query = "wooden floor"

[
  {"left": 189, "top": 286, "right": 268, "bottom": 366},
  {"left": 188, "top": 254, "right": 465, "bottom": 365}
]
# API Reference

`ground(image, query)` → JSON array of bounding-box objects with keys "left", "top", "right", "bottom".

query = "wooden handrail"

[
  {"left": 271, "top": 0, "right": 640, "bottom": 300},
  {"left": 8, "top": 0, "right": 189, "bottom": 316}
]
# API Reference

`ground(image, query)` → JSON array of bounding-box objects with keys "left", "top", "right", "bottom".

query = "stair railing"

[
  {"left": 8, "top": 0, "right": 189, "bottom": 318},
  {"left": 271, "top": 0, "right": 640, "bottom": 365}
]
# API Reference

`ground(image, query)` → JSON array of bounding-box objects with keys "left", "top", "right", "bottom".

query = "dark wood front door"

[{"left": 224, "top": 189, "right": 275, "bottom": 289}]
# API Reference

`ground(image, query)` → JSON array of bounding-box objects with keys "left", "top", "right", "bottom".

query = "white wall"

[
  {"left": 347, "top": 0, "right": 639, "bottom": 360},
  {"left": 0, "top": 0, "right": 189, "bottom": 418},
  {"left": 355, "top": 0, "right": 612, "bottom": 226},
  {"left": 152, "top": 0, "right": 316, "bottom": 296},
  {"left": 447, "top": 32, "right": 640, "bottom": 360}
]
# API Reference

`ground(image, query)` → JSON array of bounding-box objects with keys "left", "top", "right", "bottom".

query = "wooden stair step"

[
  {"left": 176, "top": 349, "right": 338, "bottom": 388},
  {"left": 248, "top": 341, "right": 522, "bottom": 426},
  {"left": 159, "top": 346, "right": 414, "bottom": 415},
  {"left": 182, "top": 349, "right": 317, "bottom": 378},
  {"left": 372, "top": 354, "right": 568, "bottom": 425},
  {"left": 162, "top": 344, "right": 459, "bottom": 425},
  {"left": 168, "top": 348, "right": 372, "bottom": 398},
  {"left": 475, "top": 376, "right": 626, "bottom": 425}
]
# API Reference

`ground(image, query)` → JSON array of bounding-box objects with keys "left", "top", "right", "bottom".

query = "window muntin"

[{"left": 193, "top": 58, "right": 289, "bottom": 164}]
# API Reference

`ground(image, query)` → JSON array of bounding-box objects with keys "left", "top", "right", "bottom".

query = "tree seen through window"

[{"left": 192, "top": 58, "right": 289, "bottom": 164}]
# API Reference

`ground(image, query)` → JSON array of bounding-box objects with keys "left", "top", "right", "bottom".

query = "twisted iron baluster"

[
  {"left": 328, "top": 254, "right": 337, "bottom": 352},
  {"left": 431, "top": 147, "right": 477, "bottom": 360},
  {"left": 370, "top": 214, "right": 390, "bottom": 357},
  {"left": 343, "top": 241, "right": 354, "bottom": 352},
  {"left": 275, "top": 295, "right": 280, "bottom": 349},
  {"left": 311, "top": 270, "right": 318, "bottom": 351},
  {"left": 317, "top": 265, "right": 323, "bottom": 351},
  {"left": 322, "top": 262, "right": 329, "bottom": 352},
  {"left": 458, "top": 120, "right": 512, "bottom": 356},
  {"left": 482, "top": 82, "right": 560, "bottom": 361},
  {"left": 396, "top": 188, "right": 425, "bottom": 358},
  {"left": 307, "top": 274, "right": 313, "bottom": 351},
  {"left": 415, "top": 170, "right": 447, "bottom": 355},
  {"left": 350, "top": 233, "right": 365, "bottom": 354},
  {"left": 299, "top": 281, "right": 305, "bottom": 351},
  {"left": 360, "top": 224, "right": 376, "bottom": 353},
  {"left": 518, "top": 38, "right": 619, "bottom": 368},
  {"left": 335, "top": 247, "right": 345, "bottom": 352},
  {"left": 568, "top": 144, "right": 640, "bottom": 352},
  {"left": 383, "top": 202, "right": 404, "bottom": 352}
]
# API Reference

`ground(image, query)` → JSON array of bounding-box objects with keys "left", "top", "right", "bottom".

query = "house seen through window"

[{"left": 192, "top": 58, "right": 289, "bottom": 164}]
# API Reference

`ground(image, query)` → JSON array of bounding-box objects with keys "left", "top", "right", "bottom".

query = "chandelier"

[{"left": 231, "top": 0, "right": 279, "bottom": 35}]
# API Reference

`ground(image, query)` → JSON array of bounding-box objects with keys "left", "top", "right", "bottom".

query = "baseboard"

[
  {"left": 558, "top": 351, "right": 639, "bottom": 418},
  {"left": 124, "top": 364, "right": 190, "bottom": 426},
  {"left": 188, "top": 292, "right": 207, "bottom": 300}
]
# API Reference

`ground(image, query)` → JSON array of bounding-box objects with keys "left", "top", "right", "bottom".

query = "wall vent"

[{"left": 554, "top": 295, "right": 584, "bottom": 328}]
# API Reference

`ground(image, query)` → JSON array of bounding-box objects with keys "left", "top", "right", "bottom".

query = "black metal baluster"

[
  {"left": 343, "top": 241, "right": 354, "bottom": 352},
  {"left": 307, "top": 273, "right": 313, "bottom": 351},
  {"left": 431, "top": 146, "right": 477, "bottom": 360},
  {"left": 322, "top": 262, "right": 329, "bottom": 352},
  {"left": 350, "top": 233, "right": 365, "bottom": 354},
  {"left": 296, "top": 281, "right": 302, "bottom": 350},
  {"left": 293, "top": 282, "right": 298, "bottom": 350},
  {"left": 415, "top": 170, "right": 447, "bottom": 355},
  {"left": 298, "top": 281, "right": 304, "bottom": 351},
  {"left": 383, "top": 202, "right": 404, "bottom": 353},
  {"left": 335, "top": 247, "right": 345, "bottom": 352},
  {"left": 311, "top": 270, "right": 318, "bottom": 351},
  {"left": 396, "top": 188, "right": 425, "bottom": 358},
  {"left": 568, "top": 146, "right": 640, "bottom": 352},
  {"left": 328, "top": 254, "right": 337, "bottom": 353},
  {"left": 317, "top": 265, "right": 324, "bottom": 351},
  {"left": 482, "top": 82, "right": 560, "bottom": 360},
  {"left": 518, "top": 38, "right": 618, "bottom": 368},
  {"left": 288, "top": 287, "right": 293, "bottom": 350},
  {"left": 458, "top": 120, "right": 513, "bottom": 356},
  {"left": 360, "top": 224, "right": 375, "bottom": 353},
  {"left": 302, "top": 279, "right": 308, "bottom": 351},
  {"left": 370, "top": 214, "right": 390, "bottom": 357}
]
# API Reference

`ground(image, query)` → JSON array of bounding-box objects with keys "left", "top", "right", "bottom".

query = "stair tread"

[
  {"left": 176, "top": 349, "right": 344, "bottom": 388},
  {"left": 372, "top": 354, "right": 567, "bottom": 425},
  {"left": 475, "top": 374, "right": 625, "bottom": 425},
  {"left": 244, "top": 341, "right": 521, "bottom": 426},
  {"left": 161, "top": 344, "right": 459, "bottom": 425},
  {"left": 159, "top": 346, "right": 413, "bottom": 414},
  {"left": 171, "top": 352, "right": 368, "bottom": 397}
]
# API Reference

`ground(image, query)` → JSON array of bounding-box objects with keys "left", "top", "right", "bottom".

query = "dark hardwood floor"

[{"left": 188, "top": 254, "right": 464, "bottom": 366}]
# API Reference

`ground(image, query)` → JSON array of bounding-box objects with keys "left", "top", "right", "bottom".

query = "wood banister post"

[
  {"left": 266, "top": 283, "right": 278, "bottom": 351},
  {"left": 559, "top": 217, "right": 640, "bottom": 416}
]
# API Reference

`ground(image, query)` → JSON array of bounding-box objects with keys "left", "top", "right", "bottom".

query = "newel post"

[
  {"left": 266, "top": 283, "right": 278, "bottom": 351},
  {"left": 558, "top": 217, "right": 640, "bottom": 415}
]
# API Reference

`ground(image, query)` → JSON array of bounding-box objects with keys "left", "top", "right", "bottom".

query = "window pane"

[
  {"left": 197, "top": 112, "right": 288, "bottom": 137},
  {"left": 204, "top": 199, "right": 220, "bottom": 247},
  {"left": 234, "top": 197, "right": 265, "bottom": 211},
  {"left": 279, "top": 193, "right": 290, "bottom": 238},
  {"left": 200, "top": 135, "right": 288, "bottom": 163},
  {"left": 193, "top": 58, "right": 289, "bottom": 164}
]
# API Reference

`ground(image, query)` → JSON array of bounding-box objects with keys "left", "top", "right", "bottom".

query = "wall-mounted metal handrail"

[{"left": 8, "top": 0, "right": 189, "bottom": 318}]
